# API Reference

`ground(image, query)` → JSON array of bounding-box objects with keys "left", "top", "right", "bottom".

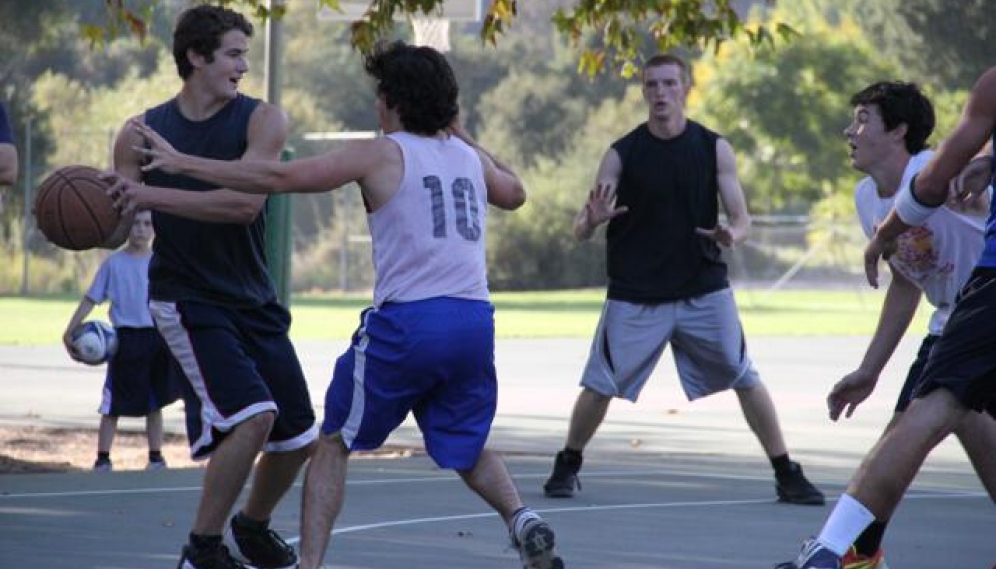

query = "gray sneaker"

[
  {"left": 774, "top": 537, "right": 841, "bottom": 569},
  {"left": 510, "top": 509, "right": 565, "bottom": 569}
]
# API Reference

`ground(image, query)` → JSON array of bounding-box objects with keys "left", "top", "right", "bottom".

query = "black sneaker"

[
  {"left": 177, "top": 544, "right": 249, "bottom": 569},
  {"left": 543, "top": 451, "right": 582, "bottom": 498},
  {"left": 223, "top": 516, "right": 297, "bottom": 569},
  {"left": 776, "top": 461, "right": 825, "bottom": 505}
]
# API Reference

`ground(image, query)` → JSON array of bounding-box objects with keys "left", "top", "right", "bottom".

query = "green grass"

[{"left": 0, "top": 287, "right": 925, "bottom": 346}]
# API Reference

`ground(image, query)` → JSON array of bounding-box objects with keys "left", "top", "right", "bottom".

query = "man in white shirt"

[{"left": 790, "top": 80, "right": 996, "bottom": 569}]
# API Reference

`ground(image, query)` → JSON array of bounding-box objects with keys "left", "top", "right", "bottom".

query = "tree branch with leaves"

[{"left": 98, "top": 0, "right": 795, "bottom": 75}]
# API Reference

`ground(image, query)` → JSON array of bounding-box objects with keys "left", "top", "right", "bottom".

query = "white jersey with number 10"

[{"left": 370, "top": 131, "right": 490, "bottom": 306}]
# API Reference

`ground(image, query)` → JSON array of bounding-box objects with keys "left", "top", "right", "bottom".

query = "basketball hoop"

[
  {"left": 412, "top": 16, "right": 451, "bottom": 52},
  {"left": 319, "top": 0, "right": 478, "bottom": 54}
]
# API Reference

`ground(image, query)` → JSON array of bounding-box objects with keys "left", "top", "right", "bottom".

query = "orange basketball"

[{"left": 33, "top": 165, "right": 120, "bottom": 251}]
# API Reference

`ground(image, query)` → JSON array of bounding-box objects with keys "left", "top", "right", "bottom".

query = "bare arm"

[
  {"left": 573, "top": 148, "right": 626, "bottom": 241},
  {"left": 111, "top": 103, "right": 289, "bottom": 223},
  {"left": 828, "top": 267, "right": 921, "bottom": 420},
  {"left": 448, "top": 123, "right": 525, "bottom": 211},
  {"left": 698, "top": 138, "right": 750, "bottom": 246},
  {"left": 62, "top": 296, "right": 97, "bottom": 361},
  {"left": 127, "top": 117, "right": 388, "bottom": 198}
]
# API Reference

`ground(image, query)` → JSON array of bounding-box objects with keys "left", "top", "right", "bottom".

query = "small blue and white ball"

[{"left": 71, "top": 321, "right": 118, "bottom": 365}]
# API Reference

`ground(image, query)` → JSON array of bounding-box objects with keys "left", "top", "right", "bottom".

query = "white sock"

[
  {"left": 511, "top": 507, "right": 539, "bottom": 537},
  {"left": 817, "top": 494, "right": 876, "bottom": 556}
]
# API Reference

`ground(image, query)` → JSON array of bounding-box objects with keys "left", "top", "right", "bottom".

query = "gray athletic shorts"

[{"left": 580, "top": 288, "right": 761, "bottom": 402}]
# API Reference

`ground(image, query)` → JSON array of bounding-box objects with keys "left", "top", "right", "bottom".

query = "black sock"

[
  {"left": 233, "top": 511, "right": 269, "bottom": 532},
  {"left": 769, "top": 453, "right": 793, "bottom": 476},
  {"left": 853, "top": 520, "right": 888, "bottom": 556},
  {"left": 189, "top": 533, "right": 222, "bottom": 553},
  {"left": 562, "top": 447, "right": 583, "bottom": 463},
  {"left": 96, "top": 451, "right": 110, "bottom": 462},
  {"left": 148, "top": 450, "right": 163, "bottom": 463}
]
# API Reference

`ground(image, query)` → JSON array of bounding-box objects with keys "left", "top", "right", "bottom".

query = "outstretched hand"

[
  {"left": 583, "top": 182, "right": 628, "bottom": 228},
  {"left": 127, "top": 119, "right": 183, "bottom": 175}
]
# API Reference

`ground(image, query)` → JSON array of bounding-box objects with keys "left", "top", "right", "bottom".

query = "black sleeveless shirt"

[
  {"left": 143, "top": 94, "right": 276, "bottom": 307},
  {"left": 606, "top": 120, "right": 729, "bottom": 303}
]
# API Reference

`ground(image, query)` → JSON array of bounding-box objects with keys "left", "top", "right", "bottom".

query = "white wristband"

[{"left": 894, "top": 175, "right": 940, "bottom": 226}]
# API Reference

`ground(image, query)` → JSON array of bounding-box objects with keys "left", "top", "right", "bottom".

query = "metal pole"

[
  {"left": 20, "top": 116, "right": 32, "bottom": 296},
  {"left": 263, "top": 0, "right": 294, "bottom": 307},
  {"left": 340, "top": 194, "right": 348, "bottom": 291}
]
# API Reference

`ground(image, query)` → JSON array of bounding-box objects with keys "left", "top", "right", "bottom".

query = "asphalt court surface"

[{"left": 1, "top": 337, "right": 994, "bottom": 568}]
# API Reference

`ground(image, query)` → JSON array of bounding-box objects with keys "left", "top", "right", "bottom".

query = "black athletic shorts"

[
  {"left": 914, "top": 268, "right": 996, "bottom": 418},
  {"left": 100, "top": 327, "right": 181, "bottom": 417},
  {"left": 895, "top": 334, "right": 938, "bottom": 413}
]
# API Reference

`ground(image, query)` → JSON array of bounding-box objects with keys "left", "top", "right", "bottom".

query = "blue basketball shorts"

[
  {"left": 150, "top": 299, "right": 318, "bottom": 459},
  {"left": 322, "top": 297, "right": 497, "bottom": 471}
]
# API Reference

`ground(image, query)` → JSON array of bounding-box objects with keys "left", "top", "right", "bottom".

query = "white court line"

[
  {"left": 0, "top": 468, "right": 985, "bottom": 499},
  {"left": 288, "top": 491, "right": 986, "bottom": 544},
  {"left": 1, "top": 469, "right": 984, "bottom": 557},
  {"left": 0, "top": 469, "right": 686, "bottom": 499}
]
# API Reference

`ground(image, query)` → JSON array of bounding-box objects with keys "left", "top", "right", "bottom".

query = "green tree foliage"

[
  {"left": 853, "top": 0, "right": 992, "bottom": 91},
  {"left": 4, "top": 0, "right": 980, "bottom": 294},
  {"left": 488, "top": 86, "right": 646, "bottom": 289},
  {"left": 1, "top": 0, "right": 164, "bottom": 220},
  {"left": 689, "top": 3, "right": 901, "bottom": 214},
  {"left": 476, "top": 72, "right": 586, "bottom": 170},
  {"left": 101, "top": 0, "right": 794, "bottom": 75}
]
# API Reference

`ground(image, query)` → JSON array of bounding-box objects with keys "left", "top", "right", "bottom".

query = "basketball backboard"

[{"left": 317, "top": 0, "right": 482, "bottom": 22}]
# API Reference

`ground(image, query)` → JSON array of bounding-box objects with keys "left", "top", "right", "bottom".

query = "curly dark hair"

[
  {"left": 363, "top": 41, "right": 459, "bottom": 135},
  {"left": 173, "top": 5, "right": 253, "bottom": 80},
  {"left": 850, "top": 81, "right": 935, "bottom": 154}
]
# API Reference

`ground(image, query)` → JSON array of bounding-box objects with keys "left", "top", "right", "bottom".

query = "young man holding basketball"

[
  {"left": 778, "top": 66, "right": 996, "bottom": 569},
  {"left": 64, "top": 210, "right": 180, "bottom": 472},
  {"left": 106, "top": 6, "right": 316, "bottom": 569},
  {"left": 826, "top": 80, "right": 996, "bottom": 569},
  {"left": 541, "top": 53, "right": 824, "bottom": 507},
  {"left": 124, "top": 40, "right": 566, "bottom": 569}
]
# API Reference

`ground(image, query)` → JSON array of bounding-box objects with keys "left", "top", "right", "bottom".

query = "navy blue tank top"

[
  {"left": 606, "top": 120, "right": 729, "bottom": 303},
  {"left": 143, "top": 94, "right": 275, "bottom": 306}
]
